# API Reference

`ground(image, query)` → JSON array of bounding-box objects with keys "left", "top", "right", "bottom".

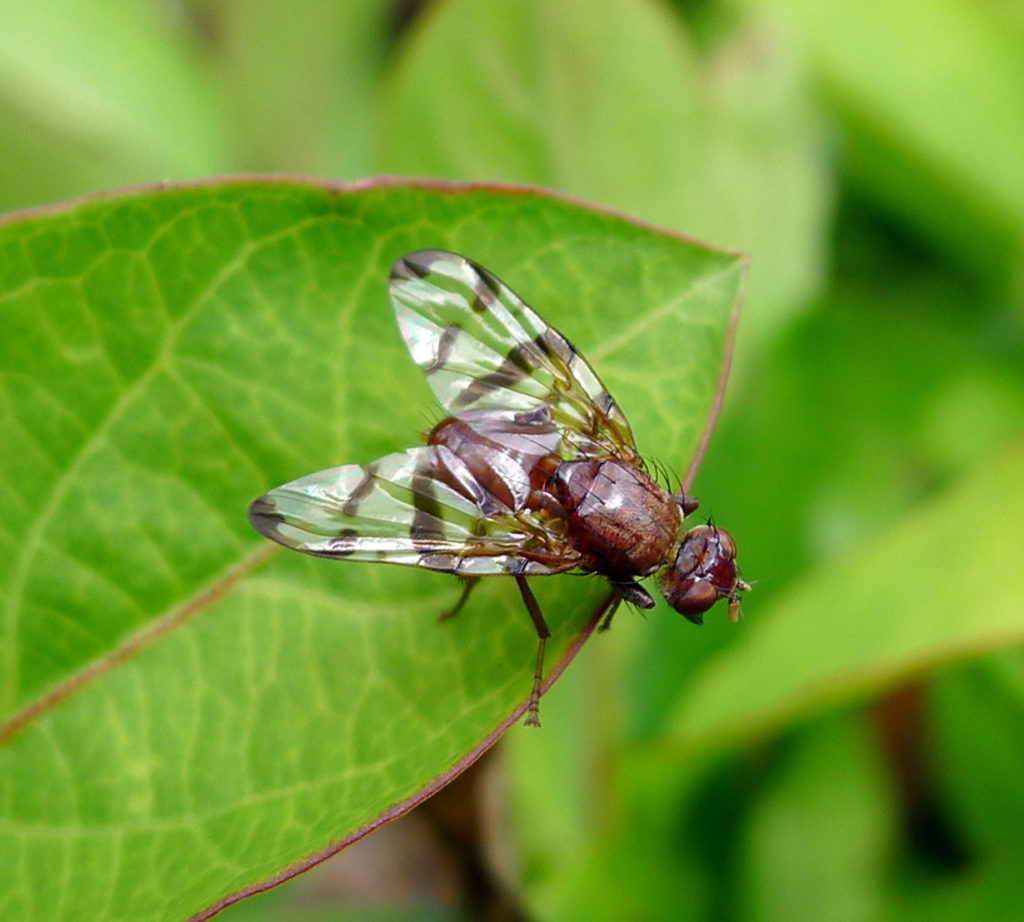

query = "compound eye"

[
  {"left": 661, "top": 573, "right": 719, "bottom": 623},
  {"left": 714, "top": 528, "right": 737, "bottom": 559}
]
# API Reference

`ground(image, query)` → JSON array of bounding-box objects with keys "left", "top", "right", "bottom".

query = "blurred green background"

[{"left": 2, "top": 0, "right": 1022, "bottom": 920}]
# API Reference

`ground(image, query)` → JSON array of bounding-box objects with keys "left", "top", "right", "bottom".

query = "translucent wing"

[
  {"left": 390, "top": 250, "right": 640, "bottom": 463},
  {"left": 248, "top": 446, "right": 578, "bottom": 577}
]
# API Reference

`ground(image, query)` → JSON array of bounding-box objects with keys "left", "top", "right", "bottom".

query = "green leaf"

[
  {"left": 930, "top": 652, "right": 1024, "bottom": 853},
  {"left": 663, "top": 441, "right": 1024, "bottom": 753},
  {"left": 215, "top": 0, "right": 389, "bottom": 177},
  {"left": 0, "top": 178, "right": 745, "bottom": 921},
  {"left": 740, "top": 0, "right": 1024, "bottom": 284},
  {"left": 384, "top": 0, "right": 830, "bottom": 341},
  {"left": 737, "top": 716, "right": 896, "bottom": 922},
  {"left": 892, "top": 855, "right": 1024, "bottom": 922},
  {"left": 0, "top": 0, "right": 229, "bottom": 211}
]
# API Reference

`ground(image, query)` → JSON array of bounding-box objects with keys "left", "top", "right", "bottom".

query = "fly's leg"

[
  {"left": 440, "top": 576, "right": 480, "bottom": 621},
  {"left": 514, "top": 576, "right": 551, "bottom": 727},
  {"left": 603, "top": 579, "right": 654, "bottom": 631},
  {"left": 598, "top": 597, "right": 624, "bottom": 632},
  {"left": 514, "top": 583, "right": 622, "bottom": 727}
]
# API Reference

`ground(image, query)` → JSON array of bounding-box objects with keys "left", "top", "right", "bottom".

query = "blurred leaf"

[
  {"left": 738, "top": 716, "right": 897, "bottom": 922},
  {"left": 0, "top": 178, "right": 745, "bottom": 921},
  {"left": 384, "top": 0, "right": 831, "bottom": 341},
  {"left": 215, "top": 0, "right": 388, "bottom": 176},
  {"left": 217, "top": 880, "right": 462, "bottom": 922},
  {"left": 664, "top": 440, "right": 1024, "bottom": 753},
  {"left": 929, "top": 652, "right": 1024, "bottom": 853},
  {"left": 0, "top": 0, "right": 229, "bottom": 210},
  {"left": 531, "top": 830, "right": 707, "bottom": 922},
  {"left": 891, "top": 854, "right": 1024, "bottom": 922},
  {"left": 742, "top": 0, "right": 1024, "bottom": 286},
  {"left": 709, "top": 282, "right": 1024, "bottom": 577},
  {"left": 627, "top": 276, "right": 1024, "bottom": 737},
  {"left": 498, "top": 635, "right": 666, "bottom": 922}
]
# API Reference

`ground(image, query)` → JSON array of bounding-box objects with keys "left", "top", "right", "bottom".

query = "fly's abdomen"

[{"left": 428, "top": 417, "right": 561, "bottom": 514}]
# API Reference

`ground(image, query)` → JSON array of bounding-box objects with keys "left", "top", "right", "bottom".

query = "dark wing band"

[
  {"left": 390, "top": 250, "right": 639, "bottom": 462},
  {"left": 249, "top": 446, "right": 578, "bottom": 577}
]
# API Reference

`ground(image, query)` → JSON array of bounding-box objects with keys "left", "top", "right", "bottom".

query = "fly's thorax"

[
  {"left": 549, "top": 459, "right": 681, "bottom": 577},
  {"left": 661, "top": 524, "right": 746, "bottom": 623}
]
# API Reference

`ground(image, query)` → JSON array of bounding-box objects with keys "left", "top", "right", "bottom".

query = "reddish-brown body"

[
  {"left": 429, "top": 417, "right": 682, "bottom": 582},
  {"left": 549, "top": 459, "right": 681, "bottom": 577},
  {"left": 427, "top": 417, "right": 561, "bottom": 514},
  {"left": 427, "top": 414, "right": 747, "bottom": 627}
]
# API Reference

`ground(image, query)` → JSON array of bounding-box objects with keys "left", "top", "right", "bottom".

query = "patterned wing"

[
  {"left": 390, "top": 250, "right": 640, "bottom": 463},
  {"left": 248, "top": 446, "right": 578, "bottom": 577}
]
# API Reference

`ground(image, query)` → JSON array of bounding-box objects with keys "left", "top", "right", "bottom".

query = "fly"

[{"left": 249, "top": 250, "right": 749, "bottom": 725}]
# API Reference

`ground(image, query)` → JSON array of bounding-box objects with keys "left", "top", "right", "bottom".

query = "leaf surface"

[{"left": 0, "top": 179, "right": 745, "bottom": 921}]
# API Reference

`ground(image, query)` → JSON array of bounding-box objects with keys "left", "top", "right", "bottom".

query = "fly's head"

[{"left": 660, "top": 523, "right": 750, "bottom": 624}]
